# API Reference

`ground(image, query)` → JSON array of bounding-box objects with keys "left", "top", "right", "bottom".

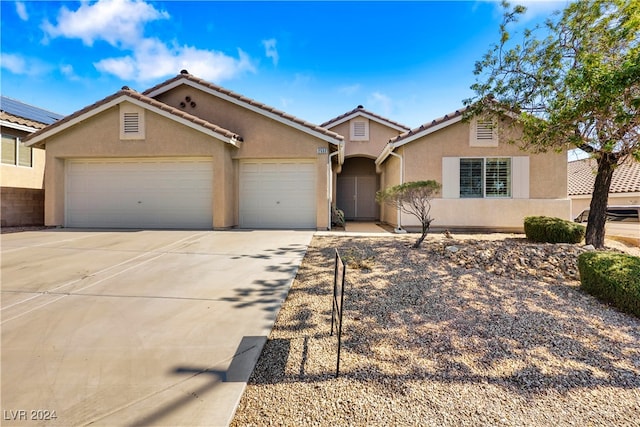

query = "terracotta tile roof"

[
  {"left": 320, "top": 105, "right": 410, "bottom": 131},
  {"left": 568, "top": 158, "right": 640, "bottom": 195},
  {"left": 0, "top": 111, "right": 48, "bottom": 130},
  {"left": 23, "top": 88, "right": 242, "bottom": 146},
  {"left": 389, "top": 107, "right": 468, "bottom": 145},
  {"left": 143, "top": 71, "right": 343, "bottom": 143}
]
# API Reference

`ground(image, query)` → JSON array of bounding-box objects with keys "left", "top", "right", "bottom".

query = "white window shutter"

[
  {"left": 442, "top": 157, "right": 460, "bottom": 199},
  {"left": 512, "top": 156, "right": 530, "bottom": 199}
]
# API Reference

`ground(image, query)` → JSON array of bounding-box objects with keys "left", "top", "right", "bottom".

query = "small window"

[
  {"left": 1, "top": 134, "right": 32, "bottom": 167},
  {"left": 350, "top": 119, "right": 369, "bottom": 141},
  {"left": 120, "top": 103, "right": 145, "bottom": 140},
  {"left": 460, "top": 158, "right": 483, "bottom": 198},
  {"left": 459, "top": 157, "right": 511, "bottom": 198}
]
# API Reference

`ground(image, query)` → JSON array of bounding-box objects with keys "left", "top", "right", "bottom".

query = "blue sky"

[{"left": 2, "top": 0, "right": 567, "bottom": 130}]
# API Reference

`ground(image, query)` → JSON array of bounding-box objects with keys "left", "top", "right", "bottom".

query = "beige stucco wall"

[
  {"left": 379, "top": 119, "right": 571, "bottom": 230},
  {"left": 1, "top": 148, "right": 45, "bottom": 189},
  {"left": 1, "top": 126, "right": 46, "bottom": 189},
  {"left": 327, "top": 118, "right": 402, "bottom": 159}
]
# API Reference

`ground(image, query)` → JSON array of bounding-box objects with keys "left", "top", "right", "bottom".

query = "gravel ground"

[{"left": 231, "top": 233, "right": 640, "bottom": 427}]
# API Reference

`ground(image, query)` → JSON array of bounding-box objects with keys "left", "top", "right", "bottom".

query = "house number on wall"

[{"left": 317, "top": 147, "right": 328, "bottom": 154}]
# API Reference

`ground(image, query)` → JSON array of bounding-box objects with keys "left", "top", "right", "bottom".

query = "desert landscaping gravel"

[{"left": 231, "top": 233, "right": 640, "bottom": 427}]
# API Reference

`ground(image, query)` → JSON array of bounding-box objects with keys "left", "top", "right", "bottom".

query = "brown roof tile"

[
  {"left": 568, "top": 158, "right": 640, "bottom": 195},
  {"left": 23, "top": 88, "right": 242, "bottom": 146},
  {"left": 321, "top": 105, "right": 411, "bottom": 131},
  {"left": 389, "top": 107, "right": 468, "bottom": 145},
  {"left": 0, "top": 111, "right": 48, "bottom": 130},
  {"left": 143, "top": 72, "right": 343, "bottom": 143}
]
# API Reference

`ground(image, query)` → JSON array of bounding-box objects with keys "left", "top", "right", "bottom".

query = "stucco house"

[
  {"left": 568, "top": 158, "right": 640, "bottom": 219},
  {"left": 374, "top": 109, "right": 571, "bottom": 231},
  {"left": 1, "top": 96, "right": 63, "bottom": 227},
  {"left": 24, "top": 71, "right": 570, "bottom": 231}
]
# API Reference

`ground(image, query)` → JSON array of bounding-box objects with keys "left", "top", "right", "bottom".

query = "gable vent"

[
  {"left": 353, "top": 121, "right": 366, "bottom": 137},
  {"left": 123, "top": 112, "right": 140, "bottom": 134},
  {"left": 476, "top": 120, "right": 494, "bottom": 140}
]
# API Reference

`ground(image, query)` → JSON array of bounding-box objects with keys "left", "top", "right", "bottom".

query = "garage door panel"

[
  {"left": 239, "top": 161, "right": 316, "bottom": 229},
  {"left": 66, "top": 159, "right": 213, "bottom": 229}
]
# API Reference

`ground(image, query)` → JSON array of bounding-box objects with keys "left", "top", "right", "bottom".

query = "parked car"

[{"left": 574, "top": 205, "right": 640, "bottom": 223}]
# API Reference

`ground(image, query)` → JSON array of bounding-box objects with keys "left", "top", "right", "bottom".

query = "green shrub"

[
  {"left": 524, "top": 216, "right": 585, "bottom": 244},
  {"left": 578, "top": 251, "right": 640, "bottom": 317}
]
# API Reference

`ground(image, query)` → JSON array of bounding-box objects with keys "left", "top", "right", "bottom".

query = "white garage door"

[
  {"left": 239, "top": 160, "right": 316, "bottom": 229},
  {"left": 66, "top": 158, "right": 213, "bottom": 228}
]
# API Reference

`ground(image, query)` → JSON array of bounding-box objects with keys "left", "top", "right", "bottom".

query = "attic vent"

[
  {"left": 123, "top": 112, "right": 139, "bottom": 134},
  {"left": 350, "top": 119, "right": 369, "bottom": 141},
  {"left": 470, "top": 118, "right": 498, "bottom": 147},
  {"left": 120, "top": 104, "right": 145, "bottom": 140},
  {"left": 476, "top": 120, "right": 494, "bottom": 140}
]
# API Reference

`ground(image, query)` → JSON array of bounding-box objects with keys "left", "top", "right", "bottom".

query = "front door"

[{"left": 336, "top": 175, "right": 377, "bottom": 220}]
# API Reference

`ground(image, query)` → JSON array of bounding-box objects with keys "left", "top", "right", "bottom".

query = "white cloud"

[
  {"left": 42, "top": 0, "right": 168, "bottom": 47},
  {"left": 60, "top": 64, "right": 81, "bottom": 80},
  {"left": 95, "top": 38, "right": 255, "bottom": 83},
  {"left": 338, "top": 84, "right": 361, "bottom": 96},
  {"left": 262, "top": 38, "right": 279, "bottom": 66},
  {"left": 15, "top": 2, "right": 29, "bottom": 21},
  {"left": 1, "top": 53, "right": 26, "bottom": 73},
  {"left": 43, "top": 0, "right": 256, "bottom": 83},
  {"left": 0, "top": 53, "right": 52, "bottom": 76},
  {"left": 368, "top": 92, "right": 393, "bottom": 116}
]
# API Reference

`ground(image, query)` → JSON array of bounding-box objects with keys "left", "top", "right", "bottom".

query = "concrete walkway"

[{"left": 1, "top": 230, "right": 313, "bottom": 426}]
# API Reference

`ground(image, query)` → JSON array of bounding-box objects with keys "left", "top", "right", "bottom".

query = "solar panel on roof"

[{"left": 0, "top": 96, "right": 64, "bottom": 125}]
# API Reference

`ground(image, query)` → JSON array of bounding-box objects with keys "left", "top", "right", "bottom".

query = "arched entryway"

[{"left": 336, "top": 157, "right": 379, "bottom": 220}]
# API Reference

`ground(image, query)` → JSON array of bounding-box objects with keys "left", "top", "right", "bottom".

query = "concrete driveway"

[{"left": 1, "top": 229, "right": 314, "bottom": 426}]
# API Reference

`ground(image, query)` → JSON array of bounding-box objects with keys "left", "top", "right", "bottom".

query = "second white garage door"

[
  {"left": 66, "top": 158, "right": 213, "bottom": 229},
  {"left": 239, "top": 160, "right": 316, "bottom": 229}
]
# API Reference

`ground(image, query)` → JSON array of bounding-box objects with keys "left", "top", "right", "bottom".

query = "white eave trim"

[
  {"left": 375, "top": 115, "right": 464, "bottom": 165},
  {"left": 145, "top": 79, "right": 343, "bottom": 146},
  {"left": 25, "top": 95, "right": 241, "bottom": 148},
  {"left": 326, "top": 111, "right": 409, "bottom": 132},
  {"left": 1, "top": 120, "right": 41, "bottom": 133}
]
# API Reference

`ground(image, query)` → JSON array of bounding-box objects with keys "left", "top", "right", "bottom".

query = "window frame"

[
  {"left": 459, "top": 157, "right": 512, "bottom": 199},
  {"left": 1, "top": 133, "right": 32, "bottom": 168}
]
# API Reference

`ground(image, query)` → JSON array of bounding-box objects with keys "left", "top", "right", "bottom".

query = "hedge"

[
  {"left": 578, "top": 251, "right": 640, "bottom": 317},
  {"left": 524, "top": 216, "right": 585, "bottom": 244}
]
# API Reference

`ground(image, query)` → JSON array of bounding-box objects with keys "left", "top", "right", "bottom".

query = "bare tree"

[{"left": 376, "top": 180, "right": 441, "bottom": 248}]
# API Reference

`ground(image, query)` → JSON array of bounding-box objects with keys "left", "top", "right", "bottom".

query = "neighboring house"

[
  {"left": 375, "top": 109, "right": 570, "bottom": 231},
  {"left": 23, "top": 71, "right": 570, "bottom": 231},
  {"left": 568, "top": 158, "right": 640, "bottom": 219},
  {"left": 1, "top": 96, "right": 63, "bottom": 227}
]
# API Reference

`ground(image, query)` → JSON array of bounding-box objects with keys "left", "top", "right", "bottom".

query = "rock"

[
  {"left": 445, "top": 245, "right": 459, "bottom": 253},
  {"left": 583, "top": 244, "right": 596, "bottom": 251}
]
